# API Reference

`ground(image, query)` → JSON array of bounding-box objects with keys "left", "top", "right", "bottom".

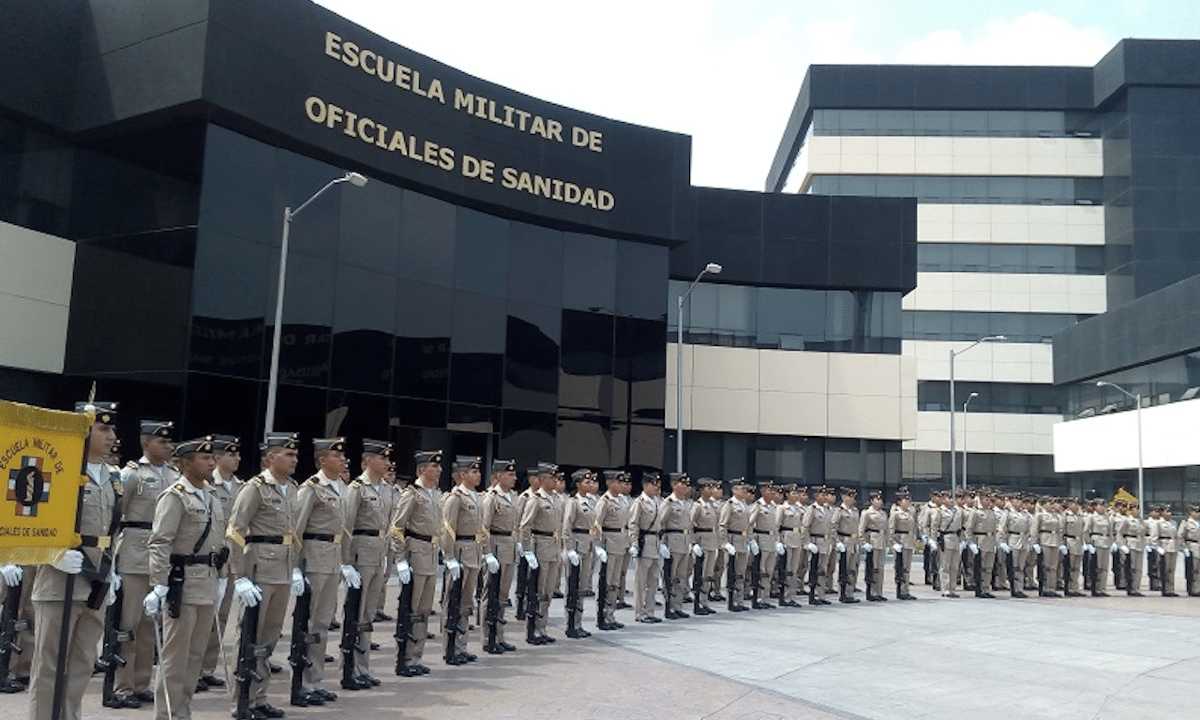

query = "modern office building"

[
  {"left": 0, "top": 0, "right": 915, "bottom": 484},
  {"left": 768, "top": 39, "right": 1200, "bottom": 494}
]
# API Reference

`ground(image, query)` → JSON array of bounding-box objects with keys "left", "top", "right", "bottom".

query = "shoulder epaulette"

[
  {"left": 170, "top": 482, "right": 186, "bottom": 496},
  {"left": 124, "top": 461, "right": 138, "bottom": 470},
  {"left": 349, "top": 480, "right": 362, "bottom": 489},
  {"left": 304, "top": 476, "right": 319, "bottom": 487}
]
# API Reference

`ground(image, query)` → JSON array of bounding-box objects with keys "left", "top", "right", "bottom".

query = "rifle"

[
  {"left": 1185, "top": 552, "right": 1195, "bottom": 596},
  {"left": 443, "top": 557, "right": 464, "bottom": 663},
  {"left": 234, "top": 569, "right": 264, "bottom": 720},
  {"left": 524, "top": 561, "right": 541, "bottom": 643},
  {"left": 749, "top": 550, "right": 761, "bottom": 607},
  {"left": 692, "top": 550, "right": 704, "bottom": 615},
  {"left": 973, "top": 548, "right": 984, "bottom": 596},
  {"left": 287, "top": 566, "right": 313, "bottom": 704},
  {"left": 807, "top": 547, "right": 821, "bottom": 601},
  {"left": 1036, "top": 548, "right": 1045, "bottom": 594},
  {"left": 340, "top": 558, "right": 368, "bottom": 689},
  {"left": 773, "top": 549, "right": 787, "bottom": 600},
  {"left": 895, "top": 546, "right": 907, "bottom": 597},
  {"left": 865, "top": 546, "right": 876, "bottom": 598},
  {"left": 98, "top": 582, "right": 129, "bottom": 707},
  {"left": 1004, "top": 547, "right": 1016, "bottom": 595},
  {"left": 514, "top": 554, "right": 528, "bottom": 621},
  {"left": 483, "top": 564, "right": 501, "bottom": 652},
  {"left": 725, "top": 550, "right": 738, "bottom": 611},
  {"left": 0, "top": 579, "right": 27, "bottom": 693},
  {"left": 837, "top": 545, "right": 848, "bottom": 598},
  {"left": 393, "top": 575, "right": 415, "bottom": 675},
  {"left": 660, "top": 554, "right": 673, "bottom": 616},
  {"left": 566, "top": 553, "right": 582, "bottom": 635},
  {"left": 595, "top": 558, "right": 608, "bottom": 627}
]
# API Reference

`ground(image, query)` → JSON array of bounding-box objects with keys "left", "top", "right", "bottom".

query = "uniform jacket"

[
  {"left": 561, "top": 493, "right": 597, "bottom": 553},
  {"left": 660, "top": 494, "right": 693, "bottom": 553},
  {"left": 389, "top": 482, "right": 443, "bottom": 575},
  {"left": 593, "top": 491, "right": 632, "bottom": 554},
  {"left": 859, "top": 507, "right": 888, "bottom": 547},
  {"left": 226, "top": 470, "right": 300, "bottom": 584},
  {"left": 295, "top": 470, "right": 348, "bottom": 573},
  {"left": 690, "top": 499, "right": 720, "bottom": 551},
  {"left": 887, "top": 505, "right": 917, "bottom": 550},
  {"left": 343, "top": 473, "right": 387, "bottom": 569},
  {"left": 148, "top": 479, "right": 227, "bottom": 604},
  {"left": 442, "top": 484, "right": 483, "bottom": 568},
  {"left": 801, "top": 503, "right": 833, "bottom": 553},
  {"left": 32, "top": 462, "right": 119, "bottom": 602},
  {"left": 117, "top": 457, "right": 181, "bottom": 574},
  {"left": 719, "top": 498, "right": 751, "bottom": 552},
  {"left": 481, "top": 485, "right": 519, "bottom": 563},
  {"left": 777, "top": 503, "right": 806, "bottom": 549}
]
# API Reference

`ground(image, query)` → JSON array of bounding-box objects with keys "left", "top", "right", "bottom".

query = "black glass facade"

[
  {"left": 810, "top": 109, "right": 1097, "bottom": 138},
  {"left": 917, "top": 243, "right": 1107, "bottom": 276},
  {"left": 905, "top": 310, "right": 1091, "bottom": 344},
  {"left": 810, "top": 175, "right": 1103, "bottom": 206}
]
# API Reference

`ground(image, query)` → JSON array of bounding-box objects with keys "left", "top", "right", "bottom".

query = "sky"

[{"left": 313, "top": 0, "right": 1199, "bottom": 191}]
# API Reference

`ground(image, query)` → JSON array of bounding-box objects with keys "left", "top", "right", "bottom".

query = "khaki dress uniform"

[
  {"left": 749, "top": 498, "right": 780, "bottom": 604},
  {"left": 689, "top": 496, "right": 720, "bottom": 607},
  {"left": 368, "top": 480, "right": 399, "bottom": 621},
  {"left": 226, "top": 469, "right": 300, "bottom": 710},
  {"left": 389, "top": 481, "right": 443, "bottom": 664},
  {"left": 481, "top": 485, "right": 518, "bottom": 645},
  {"left": 1083, "top": 508, "right": 1114, "bottom": 594},
  {"left": 1116, "top": 514, "right": 1147, "bottom": 594},
  {"left": 117, "top": 455, "right": 182, "bottom": 700},
  {"left": 917, "top": 503, "right": 936, "bottom": 587},
  {"left": 718, "top": 495, "right": 751, "bottom": 607},
  {"left": 1179, "top": 511, "right": 1200, "bottom": 595},
  {"left": 887, "top": 503, "right": 917, "bottom": 598},
  {"left": 148, "top": 477, "right": 227, "bottom": 720},
  {"left": 831, "top": 503, "right": 861, "bottom": 600},
  {"left": 1148, "top": 514, "right": 1179, "bottom": 596},
  {"left": 936, "top": 504, "right": 964, "bottom": 595},
  {"left": 964, "top": 505, "right": 999, "bottom": 595},
  {"left": 1030, "top": 507, "right": 1062, "bottom": 594},
  {"left": 440, "top": 484, "right": 483, "bottom": 656},
  {"left": 616, "top": 491, "right": 634, "bottom": 602},
  {"left": 1002, "top": 507, "right": 1032, "bottom": 595},
  {"left": 294, "top": 471, "right": 347, "bottom": 694},
  {"left": 201, "top": 467, "right": 243, "bottom": 682},
  {"left": 342, "top": 473, "right": 388, "bottom": 677},
  {"left": 518, "top": 487, "right": 562, "bottom": 638},
  {"left": 561, "top": 491, "right": 597, "bottom": 627},
  {"left": 659, "top": 493, "right": 693, "bottom": 615},
  {"left": 627, "top": 491, "right": 664, "bottom": 621},
  {"left": 801, "top": 501, "right": 834, "bottom": 602},
  {"left": 593, "top": 490, "right": 631, "bottom": 626},
  {"left": 1062, "top": 509, "right": 1086, "bottom": 594},
  {"left": 777, "top": 502, "right": 805, "bottom": 604},
  {"left": 858, "top": 506, "right": 888, "bottom": 599},
  {"left": 30, "top": 461, "right": 118, "bottom": 720}
]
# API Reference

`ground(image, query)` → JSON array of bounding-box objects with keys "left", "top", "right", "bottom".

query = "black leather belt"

[
  {"left": 302, "top": 533, "right": 335, "bottom": 542},
  {"left": 455, "top": 534, "right": 477, "bottom": 541},
  {"left": 1123, "top": 534, "right": 1138, "bottom": 538},
  {"left": 489, "top": 529, "right": 511, "bottom": 536},
  {"left": 973, "top": 532, "right": 988, "bottom": 536},
  {"left": 352, "top": 529, "right": 379, "bottom": 536},
  {"left": 531, "top": 529, "right": 555, "bottom": 537},
  {"left": 170, "top": 551, "right": 227, "bottom": 567},
  {"left": 572, "top": 527, "right": 591, "bottom": 534},
  {"left": 693, "top": 528, "right": 713, "bottom": 533},
  {"left": 245, "top": 535, "right": 285, "bottom": 544},
  {"left": 79, "top": 535, "right": 110, "bottom": 548},
  {"left": 940, "top": 530, "right": 959, "bottom": 535},
  {"left": 662, "top": 529, "right": 684, "bottom": 534},
  {"left": 837, "top": 532, "right": 853, "bottom": 537},
  {"left": 780, "top": 526, "right": 795, "bottom": 531},
  {"left": 406, "top": 531, "right": 433, "bottom": 542},
  {"left": 809, "top": 533, "right": 824, "bottom": 538},
  {"left": 121, "top": 521, "right": 152, "bottom": 530},
  {"left": 1064, "top": 534, "right": 1077, "bottom": 539},
  {"left": 601, "top": 526, "right": 622, "bottom": 533},
  {"left": 754, "top": 530, "right": 772, "bottom": 535}
]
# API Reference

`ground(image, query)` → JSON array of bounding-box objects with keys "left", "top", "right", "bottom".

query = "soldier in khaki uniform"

[
  {"left": 887, "top": 487, "right": 917, "bottom": 600},
  {"left": 1148, "top": 504, "right": 1180, "bottom": 597},
  {"left": 1082, "top": 498, "right": 1112, "bottom": 596},
  {"left": 480, "top": 460, "right": 518, "bottom": 652},
  {"left": 964, "top": 491, "right": 999, "bottom": 598},
  {"left": 626, "top": 471, "right": 664, "bottom": 623},
  {"left": 1116, "top": 502, "right": 1147, "bottom": 595},
  {"left": 1180, "top": 504, "right": 1200, "bottom": 596},
  {"left": 143, "top": 436, "right": 228, "bottom": 720},
  {"left": 199, "top": 435, "right": 243, "bottom": 691},
  {"left": 718, "top": 478, "right": 753, "bottom": 612},
  {"left": 1030, "top": 497, "right": 1063, "bottom": 597},
  {"left": 801, "top": 486, "right": 835, "bottom": 605},
  {"left": 389, "top": 450, "right": 444, "bottom": 676},
  {"left": 859, "top": 490, "right": 888, "bottom": 601},
  {"left": 561, "top": 469, "right": 597, "bottom": 638},
  {"left": 748, "top": 482, "right": 780, "bottom": 609},
  {"left": 519, "top": 463, "right": 564, "bottom": 643},
  {"left": 341, "top": 439, "right": 393, "bottom": 687},
  {"left": 689, "top": 478, "right": 721, "bottom": 614},
  {"left": 999, "top": 494, "right": 1031, "bottom": 598},
  {"left": 113, "top": 420, "right": 180, "bottom": 707},
  {"left": 660, "top": 473, "right": 694, "bottom": 619},
  {"left": 440, "top": 456, "right": 483, "bottom": 663},
  {"left": 936, "top": 491, "right": 965, "bottom": 598},
  {"left": 776, "top": 485, "right": 806, "bottom": 607},
  {"left": 1061, "top": 497, "right": 1086, "bottom": 596},
  {"left": 29, "top": 401, "right": 119, "bottom": 720},
  {"left": 830, "top": 488, "right": 861, "bottom": 604},
  {"left": 226, "top": 432, "right": 306, "bottom": 719},
  {"left": 707, "top": 483, "right": 727, "bottom": 603},
  {"left": 593, "top": 470, "right": 631, "bottom": 630}
]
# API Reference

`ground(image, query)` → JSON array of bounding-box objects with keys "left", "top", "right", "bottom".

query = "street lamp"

[
  {"left": 949, "top": 335, "right": 1004, "bottom": 497},
  {"left": 1096, "top": 380, "right": 1144, "bottom": 518},
  {"left": 675, "top": 262, "right": 722, "bottom": 472},
  {"left": 962, "top": 392, "right": 978, "bottom": 490},
  {"left": 264, "top": 171, "right": 368, "bottom": 437}
]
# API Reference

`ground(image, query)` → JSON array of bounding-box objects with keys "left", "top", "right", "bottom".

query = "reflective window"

[
  {"left": 810, "top": 175, "right": 1102, "bottom": 205},
  {"left": 918, "top": 243, "right": 1107, "bottom": 275},
  {"left": 810, "top": 109, "right": 1096, "bottom": 138},
  {"left": 904, "top": 310, "right": 1091, "bottom": 343},
  {"left": 917, "top": 381, "right": 1065, "bottom": 414},
  {"left": 1065, "top": 350, "right": 1200, "bottom": 418}
]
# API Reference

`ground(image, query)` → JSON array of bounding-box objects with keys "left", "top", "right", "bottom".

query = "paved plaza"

[{"left": 4, "top": 561, "right": 1198, "bottom": 720}]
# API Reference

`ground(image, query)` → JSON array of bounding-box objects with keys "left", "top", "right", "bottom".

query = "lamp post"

[
  {"left": 264, "top": 171, "right": 368, "bottom": 437},
  {"left": 675, "top": 262, "right": 722, "bottom": 472},
  {"left": 1096, "top": 380, "right": 1144, "bottom": 518},
  {"left": 949, "top": 335, "right": 1004, "bottom": 497},
  {"left": 962, "top": 392, "right": 978, "bottom": 490}
]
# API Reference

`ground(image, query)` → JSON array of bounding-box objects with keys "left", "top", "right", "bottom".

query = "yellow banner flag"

[
  {"left": 1113, "top": 487, "right": 1139, "bottom": 506},
  {"left": 0, "top": 399, "right": 91, "bottom": 565}
]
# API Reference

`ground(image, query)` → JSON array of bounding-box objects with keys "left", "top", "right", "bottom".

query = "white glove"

[
  {"left": 217, "top": 577, "right": 228, "bottom": 600},
  {"left": 516, "top": 542, "right": 525, "bottom": 556},
  {"left": 836, "top": 542, "right": 846, "bottom": 553},
  {"left": 1111, "top": 544, "right": 1119, "bottom": 554},
  {"left": 1120, "top": 545, "right": 1130, "bottom": 555},
  {"left": 110, "top": 570, "right": 122, "bottom": 593},
  {"left": 629, "top": 544, "right": 639, "bottom": 559},
  {"left": 658, "top": 543, "right": 671, "bottom": 560},
  {"left": 892, "top": 543, "right": 903, "bottom": 554},
  {"left": 484, "top": 553, "right": 500, "bottom": 573},
  {"left": 1156, "top": 546, "right": 1166, "bottom": 556},
  {"left": 1059, "top": 545, "right": 1068, "bottom": 555},
  {"left": 595, "top": 547, "right": 609, "bottom": 564},
  {"left": 234, "top": 577, "right": 262, "bottom": 607},
  {"left": 0, "top": 565, "right": 22, "bottom": 587},
  {"left": 748, "top": 539, "right": 760, "bottom": 556},
  {"left": 290, "top": 567, "right": 306, "bottom": 596},
  {"left": 775, "top": 541, "right": 786, "bottom": 555},
  {"left": 567, "top": 549, "right": 581, "bottom": 567},
  {"left": 1184, "top": 548, "right": 1192, "bottom": 559},
  {"left": 863, "top": 542, "right": 874, "bottom": 553},
  {"left": 524, "top": 551, "right": 539, "bottom": 570},
  {"left": 807, "top": 543, "right": 818, "bottom": 554},
  {"left": 921, "top": 536, "right": 931, "bottom": 547},
  {"left": 142, "top": 585, "right": 168, "bottom": 616},
  {"left": 1033, "top": 544, "right": 1042, "bottom": 555},
  {"left": 341, "top": 564, "right": 362, "bottom": 589},
  {"left": 52, "top": 549, "right": 84, "bottom": 575},
  {"left": 969, "top": 543, "right": 979, "bottom": 555},
  {"left": 691, "top": 544, "right": 703, "bottom": 558},
  {"left": 1084, "top": 544, "right": 1094, "bottom": 554},
  {"left": 445, "top": 558, "right": 462, "bottom": 581},
  {"left": 396, "top": 560, "right": 412, "bottom": 585},
  {"left": 723, "top": 542, "right": 736, "bottom": 556},
  {"left": 999, "top": 542, "right": 1011, "bottom": 554}
]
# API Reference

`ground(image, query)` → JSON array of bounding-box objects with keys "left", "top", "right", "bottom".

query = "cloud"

[{"left": 894, "top": 11, "right": 1112, "bottom": 65}]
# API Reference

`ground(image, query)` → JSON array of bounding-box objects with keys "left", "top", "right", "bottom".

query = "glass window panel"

[
  {"left": 507, "top": 221, "right": 563, "bottom": 307},
  {"left": 876, "top": 110, "right": 914, "bottom": 135},
  {"left": 913, "top": 110, "right": 952, "bottom": 135},
  {"left": 990, "top": 244, "right": 1025, "bottom": 273},
  {"left": 455, "top": 207, "right": 509, "bottom": 298},
  {"left": 562, "top": 232, "right": 616, "bottom": 312},
  {"left": 398, "top": 190, "right": 455, "bottom": 285},
  {"left": 951, "top": 110, "right": 988, "bottom": 135},
  {"left": 986, "top": 111, "right": 1024, "bottom": 136}
]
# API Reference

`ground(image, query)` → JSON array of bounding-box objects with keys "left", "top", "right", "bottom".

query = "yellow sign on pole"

[
  {"left": 0, "top": 399, "right": 91, "bottom": 565},
  {"left": 1113, "top": 487, "right": 1139, "bottom": 506}
]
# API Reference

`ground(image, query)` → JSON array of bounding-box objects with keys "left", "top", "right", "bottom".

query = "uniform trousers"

[
  {"left": 1039, "top": 550, "right": 1061, "bottom": 592},
  {"left": 351, "top": 560, "right": 385, "bottom": 676},
  {"left": 156, "top": 602, "right": 216, "bottom": 720},
  {"left": 12, "top": 566, "right": 36, "bottom": 680},
  {"left": 976, "top": 549, "right": 997, "bottom": 592},
  {"left": 533, "top": 548, "right": 560, "bottom": 635},
  {"left": 30, "top": 599, "right": 104, "bottom": 720},
  {"left": 115, "top": 572, "right": 156, "bottom": 695},
  {"left": 405, "top": 572, "right": 436, "bottom": 662},
  {"left": 1063, "top": 552, "right": 1083, "bottom": 592},
  {"left": 494, "top": 560, "right": 514, "bottom": 644},
  {"left": 939, "top": 543, "right": 961, "bottom": 593},
  {"left": 202, "top": 577, "right": 235, "bottom": 677},
  {"left": 443, "top": 565, "right": 478, "bottom": 654},
  {"left": 633, "top": 552, "right": 661, "bottom": 620},
  {"left": 600, "top": 553, "right": 625, "bottom": 623},
  {"left": 864, "top": 546, "right": 885, "bottom": 595},
  {"left": 229, "top": 582, "right": 289, "bottom": 712},
  {"left": 666, "top": 550, "right": 690, "bottom": 613},
  {"left": 1092, "top": 548, "right": 1111, "bottom": 592},
  {"left": 755, "top": 546, "right": 777, "bottom": 599},
  {"left": 1160, "top": 551, "right": 1177, "bottom": 595},
  {"left": 894, "top": 548, "right": 912, "bottom": 597},
  {"left": 301, "top": 571, "right": 339, "bottom": 692},
  {"left": 782, "top": 546, "right": 805, "bottom": 602}
]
